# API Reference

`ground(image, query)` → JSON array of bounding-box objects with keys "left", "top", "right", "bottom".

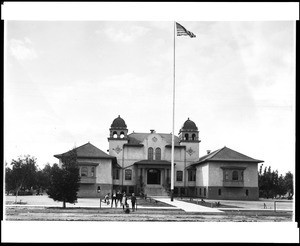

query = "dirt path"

[{"left": 5, "top": 206, "right": 292, "bottom": 222}]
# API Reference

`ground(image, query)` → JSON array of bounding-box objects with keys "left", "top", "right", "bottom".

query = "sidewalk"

[{"left": 152, "top": 197, "right": 224, "bottom": 213}]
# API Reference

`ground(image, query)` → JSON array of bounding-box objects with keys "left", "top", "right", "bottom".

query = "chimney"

[
  {"left": 150, "top": 129, "right": 155, "bottom": 133},
  {"left": 207, "top": 150, "right": 211, "bottom": 154}
]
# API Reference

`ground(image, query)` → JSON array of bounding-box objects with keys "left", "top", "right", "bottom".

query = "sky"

[{"left": 4, "top": 5, "right": 296, "bottom": 176}]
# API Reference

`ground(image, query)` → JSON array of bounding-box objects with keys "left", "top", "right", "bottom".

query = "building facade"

[{"left": 54, "top": 115, "right": 263, "bottom": 200}]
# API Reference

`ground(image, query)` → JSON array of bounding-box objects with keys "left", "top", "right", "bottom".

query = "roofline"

[
  {"left": 54, "top": 154, "right": 116, "bottom": 160},
  {"left": 192, "top": 159, "right": 264, "bottom": 166}
]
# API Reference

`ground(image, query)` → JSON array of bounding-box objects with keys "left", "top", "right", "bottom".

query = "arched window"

[
  {"left": 148, "top": 147, "right": 154, "bottom": 160},
  {"left": 155, "top": 147, "right": 161, "bottom": 160},
  {"left": 184, "top": 133, "right": 189, "bottom": 140},
  {"left": 120, "top": 132, "right": 125, "bottom": 138},
  {"left": 192, "top": 134, "right": 196, "bottom": 140},
  {"left": 81, "top": 167, "right": 88, "bottom": 177},
  {"left": 113, "top": 131, "right": 118, "bottom": 138},
  {"left": 232, "top": 170, "right": 239, "bottom": 181}
]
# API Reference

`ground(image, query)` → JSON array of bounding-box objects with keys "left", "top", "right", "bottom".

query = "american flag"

[{"left": 176, "top": 22, "right": 196, "bottom": 38}]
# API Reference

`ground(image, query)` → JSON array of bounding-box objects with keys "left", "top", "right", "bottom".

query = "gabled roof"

[
  {"left": 191, "top": 146, "right": 263, "bottom": 166},
  {"left": 128, "top": 132, "right": 180, "bottom": 145},
  {"left": 54, "top": 142, "right": 115, "bottom": 159}
]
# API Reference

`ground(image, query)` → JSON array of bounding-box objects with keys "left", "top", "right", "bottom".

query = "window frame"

[
  {"left": 176, "top": 170, "right": 183, "bottom": 182},
  {"left": 148, "top": 147, "right": 154, "bottom": 160},
  {"left": 80, "top": 167, "right": 88, "bottom": 177},
  {"left": 125, "top": 169, "right": 132, "bottom": 180},
  {"left": 155, "top": 147, "right": 161, "bottom": 160},
  {"left": 188, "top": 169, "right": 196, "bottom": 181}
]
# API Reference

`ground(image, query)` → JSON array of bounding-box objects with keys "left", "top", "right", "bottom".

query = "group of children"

[{"left": 103, "top": 190, "right": 137, "bottom": 212}]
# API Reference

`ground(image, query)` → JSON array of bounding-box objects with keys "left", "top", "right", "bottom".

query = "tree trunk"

[{"left": 63, "top": 200, "right": 66, "bottom": 208}]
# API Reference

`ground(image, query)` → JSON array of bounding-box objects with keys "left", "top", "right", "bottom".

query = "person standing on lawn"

[
  {"left": 121, "top": 192, "right": 127, "bottom": 211},
  {"left": 116, "top": 190, "right": 122, "bottom": 207},
  {"left": 131, "top": 193, "right": 137, "bottom": 212},
  {"left": 111, "top": 191, "right": 117, "bottom": 208}
]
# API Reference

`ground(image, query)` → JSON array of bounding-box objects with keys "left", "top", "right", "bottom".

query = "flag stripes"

[{"left": 176, "top": 22, "right": 196, "bottom": 38}]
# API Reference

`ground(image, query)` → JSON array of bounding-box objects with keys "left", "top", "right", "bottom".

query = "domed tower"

[
  {"left": 179, "top": 118, "right": 200, "bottom": 161},
  {"left": 108, "top": 115, "right": 129, "bottom": 157}
]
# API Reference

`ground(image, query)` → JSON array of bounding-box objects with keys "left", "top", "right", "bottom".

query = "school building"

[{"left": 54, "top": 115, "right": 263, "bottom": 200}]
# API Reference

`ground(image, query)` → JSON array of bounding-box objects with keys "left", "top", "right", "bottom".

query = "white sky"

[{"left": 3, "top": 3, "right": 297, "bottom": 177}]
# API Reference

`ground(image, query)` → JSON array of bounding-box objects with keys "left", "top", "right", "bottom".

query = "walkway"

[{"left": 152, "top": 197, "right": 224, "bottom": 213}]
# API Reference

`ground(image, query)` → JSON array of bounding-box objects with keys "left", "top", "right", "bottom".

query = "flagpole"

[{"left": 171, "top": 21, "right": 176, "bottom": 202}]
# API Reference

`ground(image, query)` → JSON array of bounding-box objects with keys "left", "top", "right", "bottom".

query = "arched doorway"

[{"left": 147, "top": 169, "right": 161, "bottom": 185}]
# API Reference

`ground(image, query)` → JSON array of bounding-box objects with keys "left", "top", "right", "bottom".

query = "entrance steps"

[{"left": 144, "top": 186, "right": 169, "bottom": 196}]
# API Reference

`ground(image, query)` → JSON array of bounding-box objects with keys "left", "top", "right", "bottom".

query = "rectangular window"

[
  {"left": 204, "top": 188, "right": 206, "bottom": 197},
  {"left": 199, "top": 188, "right": 201, "bottom": 196},
  {"left": 113, "top": 169, "right": 119, "bottom": 180},
  {"left": 91, "top": 167, "right": 95, "bottom": 177},
  {"left": 218, "top": 189, "right": 222, "bottom": 196},
  {"left": 125, "top": 169, "right": 132, "bottom": 180},
  {"left": 176, "top": 171, "right": 183, "bottom": 182},
  {"left": 188, "top": 170, "right": 196, "bottom": 181},
  {"left": 246, "top": 189, "right": 249, "bottom": 196}
]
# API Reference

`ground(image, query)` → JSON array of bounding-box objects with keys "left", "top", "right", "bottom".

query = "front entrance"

[{"left": 147, "top": 169, "right": 161, "bottom": 185}]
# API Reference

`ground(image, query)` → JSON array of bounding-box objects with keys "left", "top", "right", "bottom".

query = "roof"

[
  {"left": 191, "top": 146, "right": 263, "bottom": 166},
  {"left": 110, "top": 115, "right": 127, "bottom": 128},
  {"left": 134, "top": 160, "right": 172, "bottom": 165},
  {"left": 181, "top": 118, "right": 198, "bottom": 131},
  {"left": 54, "top": 142, "right": 115, "bottom": 159},
  {"left": 128, "top": 132, "right": 180, "bottom": 145}
]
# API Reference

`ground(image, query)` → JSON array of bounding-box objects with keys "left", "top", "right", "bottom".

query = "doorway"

[{"left": 147, "top": 169, "right": 161, "bottom": 184}]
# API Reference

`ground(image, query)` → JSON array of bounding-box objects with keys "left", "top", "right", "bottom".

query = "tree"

[
  {"left": 36, "top": 163, "right": 53, "bottom": 193},
  {"left": 47, "top": 148, "right": 80, "bottom": 208},
  {"left": 284, "top": 171, "right": 293, "bottom": 198},
  {"left": 258, "top": 164, "right": 294, "bottom": 199},
  {"left": 5, "top": 155, "right": 38, "bottom": 202}
]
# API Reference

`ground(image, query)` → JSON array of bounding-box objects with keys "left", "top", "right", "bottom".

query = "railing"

[
  {"left": 80, "top": 177, "right": 96, "bottom": 184},
  {"left": 223, "top": 180, "right": 244, "bottom": 187}
]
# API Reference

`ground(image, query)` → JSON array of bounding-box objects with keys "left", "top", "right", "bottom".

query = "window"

[
  {"left": 240, "top": 171, "right": 244, "bottom": 181},
  {"left": 184, "top": 133, "right": 189, "bottom": 140},
  {"left": 225, "top": 171, "right": 229, "bottom": 181},
  {"left": 232, "top": 171, "right": 239, "bottom": 181},
  {"left": 120, "top": 132, "right": 125, "bottom": 138},
  {"left": 113, "top": 169, "right": 119, "bottom": 180},
  {"left": 113, "top": 131, "right": 118, "bottom": 138},
  {"left": 155, "top": 148, "right": 161, "bottom": 160},
  {"left": 188, "top": 170, "right": 196, "bottom": 181},
  {"left": 176, "top": 171, "right": 183, "bottom": 182},
  {"left": 148, "top": 147, "right": 154, "bottom": 160},
  {"left": 81, "top": 167, "right": 88, "bottom": 177},
  {"left": 204, "top": 188, "right": 206, "bottom": 196},
  {"left": 199, "top": 188, "right": 201, "bottom": 196},
  {"left": 91, "top": 167, "right": 95, "bottom": 177},
  {"left": 246, "top": 189, "right": 249, "bottom": 196},
  {"left": 192, "top": 134, "right": 196, "bottom": 140},
  {"left": 125, "top": 169, "right": 132, "bottom": 180},
  {"left": 218, "top": 189, "right": 222, "bottom": 196}
]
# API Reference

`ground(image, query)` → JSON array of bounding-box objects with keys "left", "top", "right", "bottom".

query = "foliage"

[
  {"left": 46, "top": 148, "right": 80, "bottom": 208},
  {"left": 5, "top": 156, "right": 38, "bottom": 199},
  {"left": 258, "top": 164, "right": 294, "bottom": 199}
]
